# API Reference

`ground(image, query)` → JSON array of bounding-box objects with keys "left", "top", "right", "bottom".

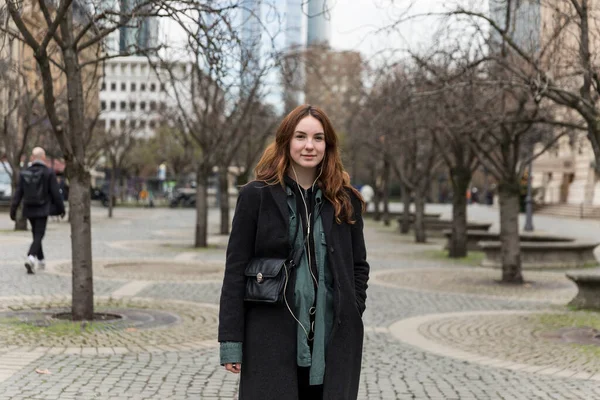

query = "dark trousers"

[
  {"left": 28, "top": 217, "right": 47, "bottom": 260},
  {"left": 298, "top": 367, "right": 323, "bottom": 400}
]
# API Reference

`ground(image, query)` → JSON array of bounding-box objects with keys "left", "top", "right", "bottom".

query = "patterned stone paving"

[
  {"left": 0, "top": 204, "right": 599, "bottom": 399},
  {"left": 372, "top": 267, "right": 577, "bottom": 303}
]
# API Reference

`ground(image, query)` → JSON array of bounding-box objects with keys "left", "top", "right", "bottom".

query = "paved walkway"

[{"left": 0, "top": 204, "right": 599, "bottom": 399}]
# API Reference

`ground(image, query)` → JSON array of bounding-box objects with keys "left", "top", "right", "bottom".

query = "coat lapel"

[{"left": 269, "top": 183, "right": 289, "bottom": 225}]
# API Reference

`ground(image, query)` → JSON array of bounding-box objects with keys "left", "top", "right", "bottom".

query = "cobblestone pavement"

[{"left": 0, "top": 204, "right": 599, "bottom": 399}]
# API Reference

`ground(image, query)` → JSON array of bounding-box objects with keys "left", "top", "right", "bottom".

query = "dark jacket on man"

[
  {"left": 10, "top": 161, "right": 65, "bottom": 220},
  {"left": 219, "top": 181, "right": 369, "bottom": 400}
]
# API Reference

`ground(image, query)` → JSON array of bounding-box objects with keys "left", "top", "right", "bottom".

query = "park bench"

[
  {"left": 416, "top": 220, "right": 492, "bottom": 237},
  {"left": 443, "top": 230, "right": 574, "bottom": 252},
  {"left": 566, "top": 269, "right": 600, "bottom": 310},
  {"left": 364, "top": 211, "right": 441, "bottom": 220},
  {"left": 478, "top": 241, "right": 600, "bottom": 269}
]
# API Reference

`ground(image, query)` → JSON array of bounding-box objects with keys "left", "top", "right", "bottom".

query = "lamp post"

[{"left": 524, "top": 158, "right": 534, "bottom": 231}]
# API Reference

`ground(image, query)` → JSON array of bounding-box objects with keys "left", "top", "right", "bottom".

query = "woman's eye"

[{"left": 315, "top": 136, "right": 324, "bottom": 141}]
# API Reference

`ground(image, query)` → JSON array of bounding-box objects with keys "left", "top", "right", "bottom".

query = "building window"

[
  {"left": 149, "top": 120, "right": 156, "bottom": 129},
  {"left": 140, "top": 101, "right": 146, "bottom": 110},
  {"left": 121, "top": 82, "right": 126, "bottom": 91},
  {"left": 101, "top": 101, "right": 106, "bottom": 110},
  {"left": 140, "top": 120, "right": 147, "bottom": 129},
  {"left": 110, "top": 82, "right": 116, "bottom": 91},
  {"left": 109, "top": 119, "right": 116, "bottom": 128},
  {"left": 131, "top": 83, "right": 136, "bottom": 92},
  {"left": 160, "top": 83, "right": 166, "bottom": 92},
  {"left": 140, "top": 83, "right": 146, "bottom": 92},
  {"left": 110, "top": 101, "right": 116, "bottom": 110},
  {"left": 130, "top": 120, "right": 136, "bottom": 129},
  {"left": 150, "top": 83, "right": 156, "bottom": 92},
  {"left": 120, "top": 101, "right": 126, "bottom": 111},
  {"left": 120, "top": 120, "right": 126, "bottom": 129},
  {"left": 101, "top": 82, "right": 106, "bottom": 91},
  {"left": 159, "top": 102, "right": 166, "bottom": 111},
  {"left": 129, "top": 102, "right": 136, "bottom": 111},
  {"left": 150, "top": 101, "right": 156, "bottom": 111}
]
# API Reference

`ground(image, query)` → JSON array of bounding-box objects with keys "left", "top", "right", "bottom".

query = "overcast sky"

[{"left": 328, "top": 0, "right": 489, "bottom": 60}]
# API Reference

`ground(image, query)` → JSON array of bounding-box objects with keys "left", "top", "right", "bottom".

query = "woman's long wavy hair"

[{"left": 254, "top": 104, "right": 364, "bottom": 224}]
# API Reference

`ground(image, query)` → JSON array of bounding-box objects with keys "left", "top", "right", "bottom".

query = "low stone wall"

[
  {"left": 443, "top": 230, "right": 574, "bottom": 252},
  {"left": 419, "top": 220, "right": 491, "bottom": 238},
  {"left": 566, "top": 269, "right": 600, "bottom": 310},
  {"left": 364, "top": 211, "right": 441, "bottom": 220},
  {"left": 479, "top": 241, "right": 600, "bottom": 269}
]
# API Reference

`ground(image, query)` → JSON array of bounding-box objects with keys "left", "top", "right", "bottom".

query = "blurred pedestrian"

[
  {"left": 10, "top": 147, "right": 65, "bottom": 274},
  {"left": 360, "top": 184, "right": 374, "bottom": 211},
  {"left": 219, "top": 105, "right": 370, "bottom": 399}
]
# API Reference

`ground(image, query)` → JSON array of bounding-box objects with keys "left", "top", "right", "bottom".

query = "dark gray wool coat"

[{"left": 218, "top": 180, "right": 370, "bottom": 400}]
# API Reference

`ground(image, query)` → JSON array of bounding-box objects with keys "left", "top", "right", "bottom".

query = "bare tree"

[
  {"left": 2, "top": 0, "right": 165, "bottom": 320},
  {"left": 361, "top": 65, "right": 443, "bottom": 241},
  {"left": 465, "top": 70, "right": 581, "bottom": 283},
  {"left": 230, "top": 102, "right": 278, "bottom": 185},
  {"left": 101, "top": 120, "right": 140, "bottom": 218},
  {"left": 441, "top": 0, "right": 600, "bottom": 178},
  {"left": 411, "top": 49, "right": 484, "bottom": 257},
  {"left": 155, "top": 6, "right": 275, "bottom": 243}
]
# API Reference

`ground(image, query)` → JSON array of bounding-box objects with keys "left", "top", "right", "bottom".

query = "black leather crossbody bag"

[{"left": 244, "top": 220, "right": 306, "bottom": 304}]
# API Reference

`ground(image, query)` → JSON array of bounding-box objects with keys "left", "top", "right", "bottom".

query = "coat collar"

[{"left": 269, "top": 181, "right": 334, "bottom": 238}]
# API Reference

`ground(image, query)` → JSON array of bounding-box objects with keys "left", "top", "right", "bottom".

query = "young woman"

[{"left": 218, "top": 105, "right": 369, "bottom": 400}]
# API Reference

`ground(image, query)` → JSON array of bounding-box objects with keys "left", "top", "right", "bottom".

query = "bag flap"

[{"left": 245, "top": 258, "right": 286, "bottom": 278}]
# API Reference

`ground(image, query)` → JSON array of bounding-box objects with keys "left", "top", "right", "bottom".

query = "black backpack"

[{"left": 21, "top": 169, "right": 47, "bottom": 206}]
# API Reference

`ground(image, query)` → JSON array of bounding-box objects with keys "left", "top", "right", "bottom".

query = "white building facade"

[{"left": 99, "top": 56, "right": 191, "bottom": 138}]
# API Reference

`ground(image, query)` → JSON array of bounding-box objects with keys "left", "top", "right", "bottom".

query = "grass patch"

[
  {"left": 0, "top": 315, "right": 110, "bottom": 336},
  {"left": 416, "top": 249, "right": 485, "bottom": 267},
  {"left": 0, "top": 229, "right": 27, "bottom": 233},
  {"left": 535, "top": 311, "right": 600, "bottom": 356},
  {"left": 537, "top": 311, "right": 600, "bottom": 330}
]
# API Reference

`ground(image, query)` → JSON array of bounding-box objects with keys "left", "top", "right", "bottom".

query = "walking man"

[{"left": 10, "top": 147, "right": 65, "bottom": 274}]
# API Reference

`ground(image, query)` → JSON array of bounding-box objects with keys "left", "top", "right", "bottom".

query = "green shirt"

[{"left": 286, "top": 185, "right": 334, "bottom": 385}]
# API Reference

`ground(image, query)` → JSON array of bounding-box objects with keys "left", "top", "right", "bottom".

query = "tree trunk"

[
  {"left": 372, "top": 182, "right": 381, "bottom": 221},
  {"left": 219, "top": 165, "right": 230, "bottom": 235},
  {"left": 449, "top": 167, "right": 471, "bottom": 258},
  {"left": 413, "top": 192, "right": 426, "bottom": 243},
  {"left": 15, "top": 207, "right": 27, "bottom": 231},
  {"left": 498, "top": 181, "right": 523, "bottom": 283},
  {"left": 195, "top": 166, "right": 209, "bottom": 247},
  {"left": 63, "top": 14, "right": 94, "bottom": 320},
  {"left": 400, "top": 183, "right": 411, "bottom": 234},
  {"left": 68, "top": 166, "right": 94, "bottom": 319},
  {"left": 382, "top": 157, "right": 391, "bottom": 226},
  {"left": 108, "top": 167, "right": 115, "bottom": 218},
  {"left": 11, "top": 172, "right": 27, "bottom": 231}
]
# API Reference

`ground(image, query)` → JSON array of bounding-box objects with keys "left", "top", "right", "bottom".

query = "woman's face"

[{"left": 289, "top": 115, "right": 326, "bottom": 172}]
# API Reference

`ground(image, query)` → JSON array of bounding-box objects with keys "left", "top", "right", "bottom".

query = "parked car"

[
  {"left": 0, "top": 162, "right": 13, "bottom": 203},
  {"left": 90, "top": 186, "right": 115, "bottom": 207},
  {"left": 169, "top": 188, "right": 196, "bottom": 208}
]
